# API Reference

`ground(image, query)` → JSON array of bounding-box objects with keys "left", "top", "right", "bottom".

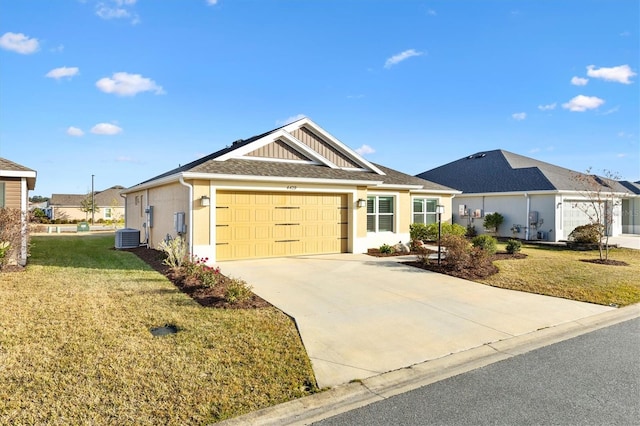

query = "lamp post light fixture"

[{"left": 436, "top": 204, "right": 445, "bottom": 265}]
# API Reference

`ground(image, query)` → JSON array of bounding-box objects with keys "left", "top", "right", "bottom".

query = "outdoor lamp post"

[{"left": 436, "top": 204, "right": 445, "bottom": 265}]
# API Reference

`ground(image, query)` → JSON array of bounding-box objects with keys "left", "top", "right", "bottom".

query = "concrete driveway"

[{"left": 219, "top": 254, "right": 613, "bottom": 388}]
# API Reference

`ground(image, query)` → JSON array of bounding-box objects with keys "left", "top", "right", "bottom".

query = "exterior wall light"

[
  {"left": 200, "top": 195, "right": 210, "bottom": 207},
  {"left": 357, "top": 198, "right": 367, "bottom": 208}
]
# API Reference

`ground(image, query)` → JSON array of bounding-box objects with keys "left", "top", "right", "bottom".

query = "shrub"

[
  {"left": 379, "top": 244, "right": 394, "bottom": 254},
  {"left": 568, "top": 224, "right": 602, "bottom": 244},
  {"left": 441, "top": 234, "right": 472, "bottom": 271},
  {"left": 472, "top": 235, "right": 498, "bottom": 255},
  {"left": 412, "top": 222, "right": 467, "bottom": 241},
  {"left": 409, "top": 223, "right": 429, "bottom": 243},
  {"left": 483, "top": 212, "right": 504, "bottom": 233},
  {"left": 465, "top": 224, "right": 477, "bottom": 238},
  {"left": 225, "top": 278, "right": 253, "bottom": 304},
  {"left": 0, "top": 208, "right": 23, "bottom": 269},
  {"left": 506, "top": 239, "right": 522, "bottom": 254},
  {"left": 157, "top": 235, "right": 188, "bottom": 269}
]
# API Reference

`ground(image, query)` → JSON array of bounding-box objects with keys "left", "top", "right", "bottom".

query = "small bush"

[
  {"left": 0, "top": 208, "right": 23, "bottom": 268},
  {"left": 465, "top": 224, "right": 477, "bottom": 238},
  {"left": 225, "top": 278, "right": 253, "bottom": 304},
  {"left": 413, "top": 222, "right": 467, "bottom": 241},
  {"left": 183, "top": 256, "right": 221, "bottom": 287},
  {"left": 568, "top": 224, "right": 602, "bottom": 244},
  {"left": 506, "top": 239, "right": 522, "bottom": 254},
  {"left": 157, "top": 235, "right": 188, "bottom": 269},
  {"left": 472, "top": 234, "right": 498, "bottom": 255},
  {"left": 441, "top": 234, "right": 472, "bottom": 271},
  {"left": 483, "top": 212, "right": 504, "bottom": 233},
  {"left": 379, "top": 244, "right": 394, "bottom": 254}
]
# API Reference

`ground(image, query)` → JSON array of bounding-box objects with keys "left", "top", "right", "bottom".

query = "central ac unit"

[{"left": 115, "top": 228, "right": 140, "bottom": 249}]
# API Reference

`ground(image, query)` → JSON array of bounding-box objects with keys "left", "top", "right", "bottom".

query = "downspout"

[
  {"left": 179, "top": 175, "right": 194, "bottom": 254},
  {"left": 524, "top": 193, "right": 530, "bottom": 240},
  {"left": 119, "top": 193, "right": 127, "bottom": 228}
]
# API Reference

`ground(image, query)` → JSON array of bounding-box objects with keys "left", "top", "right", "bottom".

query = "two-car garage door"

[{"left": 216, "top": 191, "right": 349, "bottom": 261}]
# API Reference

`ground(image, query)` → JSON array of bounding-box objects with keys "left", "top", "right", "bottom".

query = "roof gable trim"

[{"left": 283, "top": 118, "right": 386, "bottom": 175}]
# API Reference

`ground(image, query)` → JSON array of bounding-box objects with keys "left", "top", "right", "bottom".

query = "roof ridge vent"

[
  {"left": 475, "top": 153, "right": 486, "bottom": 159},
  {"left": 232, "top": 139, "right": 244, "bottom": 145}
]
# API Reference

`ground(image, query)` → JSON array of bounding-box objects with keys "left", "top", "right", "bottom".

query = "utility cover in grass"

[{"left": 150, "top": 324, "right": 179, "bottom": 337}]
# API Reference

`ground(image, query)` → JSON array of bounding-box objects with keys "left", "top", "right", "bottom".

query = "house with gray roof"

[
  {"left": 0, "top": 157, "right": 37, "bottom": 266},
  {"left": 417, "top": 149, "right": 639, "bottom": 241},
  {"left": 122, "top": 117, "right": 458, "bottom": 262},
  {"left": 49, "top": 185, "right": 125, "bottom": 223}
]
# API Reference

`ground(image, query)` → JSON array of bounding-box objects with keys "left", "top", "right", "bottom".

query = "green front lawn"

[
  {"left": 0, "top": 235, "right": 316, "bottom": 424},
  {"left": 479, "top": 243, "right": 640, "bottom": 306}
]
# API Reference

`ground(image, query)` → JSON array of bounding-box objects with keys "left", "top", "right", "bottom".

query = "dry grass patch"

[
  {"left": 0, "top": 235, "right": 316, "bottom": 424},
  {"left": 478, "top": 244, "right": 640, "bottom": 306}
]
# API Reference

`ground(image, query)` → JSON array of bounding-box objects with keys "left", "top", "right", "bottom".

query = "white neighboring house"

[{"left": 417, "top": 150, "right": 640, "bottom": 242}]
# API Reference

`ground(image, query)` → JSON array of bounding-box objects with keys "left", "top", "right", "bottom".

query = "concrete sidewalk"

[{"left": 219, "top": 254, "right": 613, "bottom": 389}]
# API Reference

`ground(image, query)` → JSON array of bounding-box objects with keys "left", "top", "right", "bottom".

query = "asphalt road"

[{"left": 314, "top": 318, "right": 640, "bottom": 426}]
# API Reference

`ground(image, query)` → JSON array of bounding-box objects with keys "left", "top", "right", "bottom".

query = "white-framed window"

[
  {"left": 104, "top": 208, "right": 112, "bottom": 220},
  {"left": 413, "top": 198, "right": 438, "bottom": 224},
  {"left": 367, "top": 196, "right": 394, "bottom": 232}
]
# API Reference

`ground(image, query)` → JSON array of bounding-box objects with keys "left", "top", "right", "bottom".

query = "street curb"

[{"left": 218, "top": 304, "right": 640, "bottom": 426}]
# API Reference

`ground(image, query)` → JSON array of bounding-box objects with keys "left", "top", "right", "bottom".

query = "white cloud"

[
  {"left": 91, "top": 123, "right": 123, "bottom": 135},
  {"left": 571, "top": 76, "right": 589, "bottom": 86},
  {"left": 586, "top": 64, "right": 636, "bottom": 84},
  {"left": 537, "top": 103, "right": 556, "bottom": 111},
  {"left": 50, "top": 44, "right": 64, "bottom": 53},
  {"left": 601, "top": 106, "right": 620, "bottom": 115},
  {"left": 355, "top": 144, "right": 375, "bottom": 155},
  {"left": 206, "top": 0, "right": 218, "bottom": 4},
  {"left": 0, "top": 32, "right": 39, "bottom": 54},
  {"left": 66, "top": 126, "right": 84, "bottom": 137},
  {"left": 116, "top": 156, "right": 135, "bottom": 162},
  {"left": 384, "top": 49, "right": 424, "bottom": 69},
  {"left": 96, "top": 1, "right": 140, "bottom": 24},
  {"left": 562, "top": 95, "right": 605, "bottom": 112},
  {"left": 512, "top": 112, "right": 526, "bottom": 121},
  {"left": 426, "top": 9, "right": 436, "bottom": 16},
  {"left": 46, "top": 66, "right": 80, "bottom": 80},
  {"left": 276, "top": 114, "right": 306, "bottom": 126},
  {"left": 96, "top": 72, "right": 165, "bottom": 96}
]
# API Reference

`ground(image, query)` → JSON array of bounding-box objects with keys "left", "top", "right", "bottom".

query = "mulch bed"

[
  {"left": 125, "top": 247, "right": 272, "bottom": 309},
  {"left": 580, "top": 259, "right": 629, "bottom": 266},
  {"left": 368, "top": 248, "right": 528, "bottom": 280}
]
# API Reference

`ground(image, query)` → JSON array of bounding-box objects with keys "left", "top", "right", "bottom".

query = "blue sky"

[{"left": 1, "top": 0, "right": 638, "bottom": 197}]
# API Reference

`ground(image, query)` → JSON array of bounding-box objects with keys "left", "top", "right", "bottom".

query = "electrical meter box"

[
  {"left": 174, "top": 212, "right": 186, "bottom": 234},
  {"left": 529, "top": 211, "right": 538, "bottom": 224}
]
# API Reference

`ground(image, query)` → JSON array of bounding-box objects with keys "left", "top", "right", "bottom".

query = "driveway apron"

[{"left": 219, "top": 254, "right": 613, "bottom": 388}]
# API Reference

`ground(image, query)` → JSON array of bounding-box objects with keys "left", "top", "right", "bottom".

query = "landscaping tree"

[
  {"left": 571, "top": 168, "right": 622, "bottom": 261},
  {"left": 483, "top": 212, "right": 504, "bottom": 234},
  {"left": 79, "top": 193, "right": 99, "bottom": 222}
]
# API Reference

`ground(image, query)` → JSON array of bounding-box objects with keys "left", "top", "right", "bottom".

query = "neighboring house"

[
  {"left": 0, "top": 157, "right": 37, "bottom": 266},
  {"left": 620, "top": 180, "right": 640, "bottom": 235},
  {"left": 48, "top": 185, "right": 125, "bottom": 222},
  {"left": 122, "top": 117, "right": 458, "bottom": 262},
  {"left": 417, "top": 149, "right": 639, "bottom": 242}
]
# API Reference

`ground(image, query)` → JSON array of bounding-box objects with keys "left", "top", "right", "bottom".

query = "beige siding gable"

[
  {"left": 245, "top": 139, "right": 312, "bottom": 161},
  {"left": 291, "top": 127, "right": 361, "bottom": 169}
]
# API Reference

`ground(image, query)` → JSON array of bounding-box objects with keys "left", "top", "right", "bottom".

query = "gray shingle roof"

[
  {"left": 50, "top": 186, "right": 125, "bottom": 206},
  {"left": 134, "top": 123, "right": 455, "bottom": 192},
  {"left": 416, "top": 149, "right": 633, "bottom": 194},
  {"left": 0, "top": 157, "right": 35, "bottom": 173}
]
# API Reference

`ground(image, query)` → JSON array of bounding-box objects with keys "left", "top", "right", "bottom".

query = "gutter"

[{"left": 179, "top": 175, "right": 194, "bottom": 254}]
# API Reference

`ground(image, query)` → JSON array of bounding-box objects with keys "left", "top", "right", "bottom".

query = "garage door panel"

[{"left": 216, "top": 191, "right": 348, "bottom": 261}]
